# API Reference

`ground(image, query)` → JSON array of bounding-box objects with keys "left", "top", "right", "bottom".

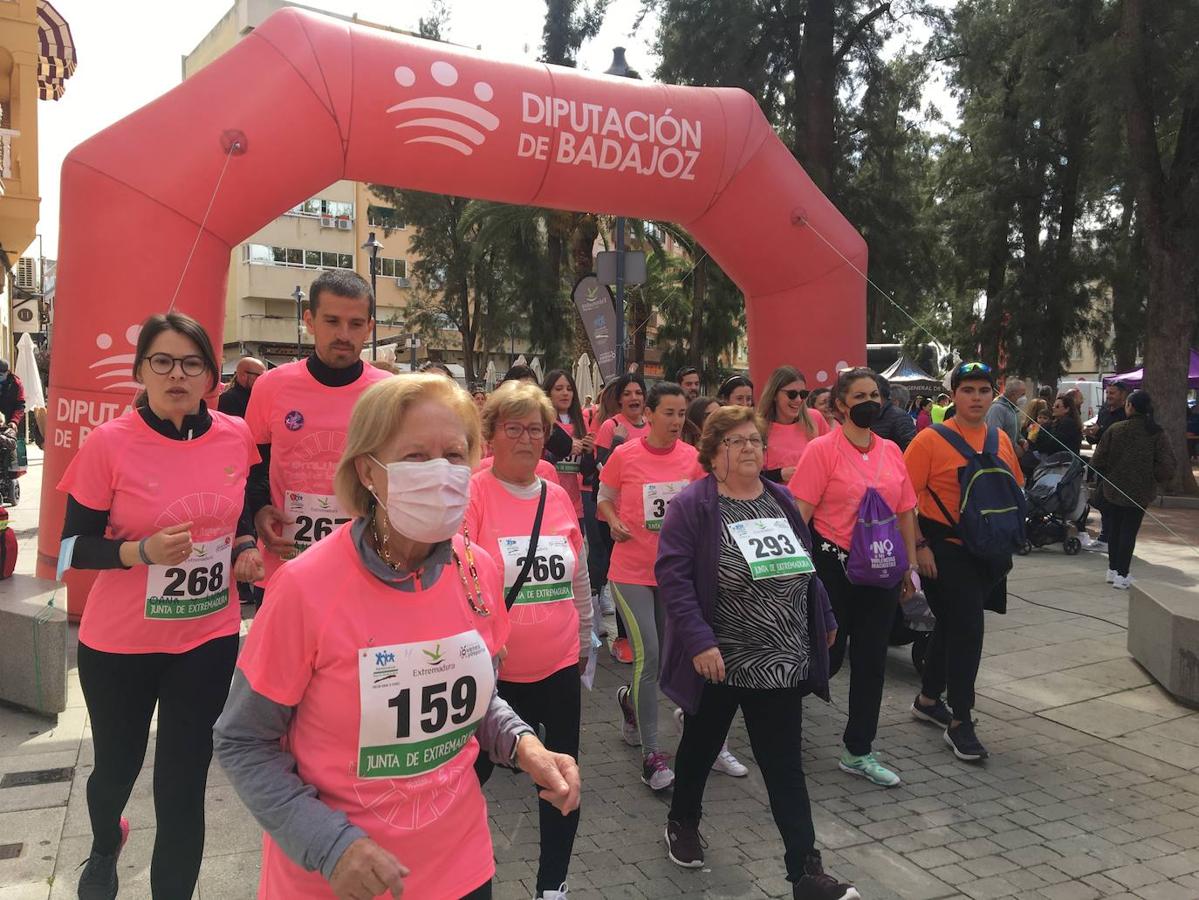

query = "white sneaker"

[
  {"left": 673, "top": 707, "right": 685, "bottom": 731},
  {"left": 1087, "top": 540, "right": 1108, "bottom": 553},
  {"left": 1112, "top": 575, "right": 1134, "bottom": 590},
  {"left": 712, "top": 745, "right": 749, "bottom": 777},
  {"left": 537, "top": 883, "right": 568, "bottom": 899},
  {"left": 1106, "top": 569, "right": 1117, "bottom": 583}
]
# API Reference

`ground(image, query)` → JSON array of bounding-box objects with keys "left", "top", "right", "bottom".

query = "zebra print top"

[{"left": 713, "top": 491, "right": 811, "bottom": 690}]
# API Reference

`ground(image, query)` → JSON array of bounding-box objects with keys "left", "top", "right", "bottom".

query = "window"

[
  {"left": 284, "top": 198, "right": 354, "bottom": 219},
  {"left": 378, "top": 257, "right": 407, "bottom": 278},
  {"left": 243, "top": 243, "right": 355, "bottom": 270},
  {"left": 368, "top": 205, "right": 405, "bottom": 229}
]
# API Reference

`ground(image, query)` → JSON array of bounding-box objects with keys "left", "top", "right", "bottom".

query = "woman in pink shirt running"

[
  {"left": 215, "top": 375, "right": 580, "bottom": 900},
  {"left": 759, "top": 366, "right": 830, "bottom": 485},
  {"left": 466, "top": 381, "right": 592, "bottom": 899},
  {"left": 59, "top": 312, "right": 263, "bottom": 900},
  {"left": 599, "top": 381, "right": 701, "bottom": 791}
]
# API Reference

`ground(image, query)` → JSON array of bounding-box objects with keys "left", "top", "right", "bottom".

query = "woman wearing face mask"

[
  {"left": 716, "top": 374, "right": 754, "bottom": 408},
  {"left": 599, "top": 382, "right": 702, "bottom": 791},
  {"left": 788, "top": 367, "right": 917, "bottom": 789},
  {"left": 590, "top": 373, "right": 649, "bottom": 663},
  {"left": 759, "top": 366, "right": 830, "bottom": 484},
  {"left": 59, "top": 313, "right": 262, "bottom": 900},
  {"left": 655, "top": 406, "right": 858, "bottom": 900},
  {"left": 215, "top": 374, "right": 580, "bottom": 900},
  {"left": 466, "top": 382, "right": 591, "bottom": 900}
]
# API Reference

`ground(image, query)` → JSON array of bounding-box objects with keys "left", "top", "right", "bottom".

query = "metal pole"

[
  {"left": 370, "top": 258, "right": 378, "bottom": 361},
  {"left": 293, "top": 285, "right": 304, "bottom": 361},
  {"left": 615, "top": 215, "right": 626, "bottom": 374},
  {"left": 410, "top": 332, "right": 417, "bottom": 373}
]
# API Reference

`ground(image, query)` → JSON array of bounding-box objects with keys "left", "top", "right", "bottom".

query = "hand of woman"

[
  {"left": 329, "top": 837, "right": 408, "bottom": 900},
  {"left": 916, "top": 546, "right": 937, "bottom": 580},
  {"left": 254, "top": 505, "right": 295, "bottom": 557},
  {"left": 692, "top": 647, "right": 725, "bottom": 682},
  {"left": 608, "top": 516, "right": 633, "bottom": 542},
  {"left": 142, "top": 521, "right": 194, "bottom": 566},
  {"left": 516, "top": 735, "right": 581, "bottom": 815},
  {"left": 571, "top": 438, "right": 584, "bottom": 456},
  {"left": 581, "top": 434, "right": 596, "bottom": 453},
  {"left": 899, "top": 568, "right": 916, "bottom": 603},
  {"left": 614, "top": 424, "right": 628, "bottom": 442},
  {"left": 233, "top": 547, "right": 265, "bottom": 584},
  {"left": 826, "top": 628, "right": 838, "bottom": 648}
]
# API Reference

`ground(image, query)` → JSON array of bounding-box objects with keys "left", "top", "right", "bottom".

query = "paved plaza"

[{"left": 2, "top": 447, "right": 1199, "bottom": 900}]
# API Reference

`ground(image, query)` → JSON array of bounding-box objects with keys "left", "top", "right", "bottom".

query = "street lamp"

[
  {"left": 292, "top": 285, "right": 305, "bottom": 361},
  {"left": 362, "top": 231, "right": 383, "bottom": 361},
  {"left": 604, "top": 48, "right": 641, "bottom": 374}
]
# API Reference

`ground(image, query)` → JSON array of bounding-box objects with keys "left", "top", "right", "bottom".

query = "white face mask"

[{"left": 369, "top": 456, "right": 472, "bottom": 543}]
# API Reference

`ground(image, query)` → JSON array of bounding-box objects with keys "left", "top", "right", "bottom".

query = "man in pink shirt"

[{"left": 245, "top": 271, "right": 391, "bottom": 584}]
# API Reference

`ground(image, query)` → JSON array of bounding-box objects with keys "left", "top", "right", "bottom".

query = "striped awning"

[{"left": 37, "top": 0, "right": 77, "bottom": 101}]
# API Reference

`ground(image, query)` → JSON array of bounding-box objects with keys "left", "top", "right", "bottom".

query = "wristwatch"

[
  {"left": 509, "top": 729, "right": 536, "bottom": 767},
  {"left": 915, "top": 538, "right": 929, "bottom": 550}
]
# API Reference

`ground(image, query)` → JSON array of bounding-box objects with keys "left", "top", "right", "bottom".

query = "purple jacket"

[{"left": 654, "top": 474, "right": 837, "bottom": 715}]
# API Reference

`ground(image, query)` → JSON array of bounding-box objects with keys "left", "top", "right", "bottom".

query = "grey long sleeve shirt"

[{"left": 213, "top": 519, "right": 533, "bottom": 882}]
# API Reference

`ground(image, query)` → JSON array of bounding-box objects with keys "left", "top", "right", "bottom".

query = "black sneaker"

[
  {"left": 665, "top": 818, "right": 706, "bottom": 868},
  {"left": 793, "top": 851, "right": 860, "bottom": 900},
  {"left": 911, "top": 695, "right": 953, "bottom": 728},
  {"left": 945, "top": 719, "right": 989, "bottom": 761},
  {"left": 77, "top": 851, "right": 118, "bottom": 900}
]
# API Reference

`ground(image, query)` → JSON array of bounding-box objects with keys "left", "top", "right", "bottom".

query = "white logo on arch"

[
  {"left": 90, "top": 324, "right": 143, "bottom": 392},
  {"left": 387, "top": 60, "right": 498, "bottom": 157}
]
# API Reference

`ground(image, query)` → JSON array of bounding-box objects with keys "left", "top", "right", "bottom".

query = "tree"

[{"left": 1117, "top": 0, "right": 1199, "bottom": 493}]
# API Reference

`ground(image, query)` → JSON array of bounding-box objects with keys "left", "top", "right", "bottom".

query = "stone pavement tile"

[
  {"left": 1081, "top": 872, "right": 1134, "bottom": 895},
  {"left": 1135, "top": 715, "right": 1199, "bottom": 749},
  {"left": 0, "top": 750, "right": 76, "bottom": 815},
  {"left": 1131, "top": 882, "right": 1199, "bottom": 900},
  {"left": 201, "top": 784, "right": 264, "bottom": 858},
  {"left": 1104, "top": 686, "right": 1196, "bottom": 721},
  {"left": 0, "top": 807, "right": 65, "bottom": 886},
  {"left": 838, "top": 844, "right": 954, "bottom": 900},
  {"left": 1060, "top": 659, "right": 1154, "bottom": 692},
  {"left": 1104, "top": 863, "right": 1169, "bottom": 890},
  {"left": 197, "top": 851, "right": 259, "bottom": 900},
  {"left": 958, "top": 875, "right": 1022, "bottom": 899},
  {"left": 1038, "top": 700, "right": 1178, "bottom": 740},
  {"left": 0, "top": 706, "right": 86, "bottom": 761},
  {"left": 1111, "top": 732, "right": 1199, "bottom": 772},
  {"left": 1039, "top": 884, "right": 1102, "bottom": 900},
  {"left": 0, "top": 886, "right": 51, "bottom": 900},
  {"left": 1144, "top": 851, "right": 1199, "bottom": 879}
]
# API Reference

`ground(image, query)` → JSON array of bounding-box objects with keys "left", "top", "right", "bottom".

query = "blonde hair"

[
  {"left": 757, "top": 365, "right": 817, "bottom": 439},
  {"left": 479, "top": 380, "right": 554, "bottom": 442},
  {"left": 698, "top": 405, "right": 767, "bottom": 473},
  {"left": 334, "top": 374, "right": 481, "bottom": 517}
]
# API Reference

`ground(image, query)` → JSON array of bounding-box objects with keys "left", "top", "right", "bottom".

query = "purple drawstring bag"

[{"left": 845, "top": 486, "right": 908, "bottom": 588}]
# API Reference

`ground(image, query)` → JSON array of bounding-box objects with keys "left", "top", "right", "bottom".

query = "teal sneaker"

[{"left": 838, "top": 751, "right": 901, "bottom": 787}]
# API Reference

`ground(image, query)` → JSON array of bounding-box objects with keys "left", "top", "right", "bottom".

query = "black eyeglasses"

[
  {"left": 781, "top": 388, "right": 810, "bottom": 401},
  {"left": 146, "top": 353, "right": 207, "bottom": 377}
]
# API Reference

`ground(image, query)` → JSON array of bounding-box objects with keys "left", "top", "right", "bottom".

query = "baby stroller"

[{"left": 1019, "top": 451, "right": 1088, "bottom": 555}]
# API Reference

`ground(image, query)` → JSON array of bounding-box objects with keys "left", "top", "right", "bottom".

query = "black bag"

[{"left": 503, "top": 481, "right": 548, "bottom": 609}]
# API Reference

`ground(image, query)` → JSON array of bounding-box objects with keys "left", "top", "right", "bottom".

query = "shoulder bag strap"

[{"left": 504, "top": 481, "right": 549, "bottom": 610}]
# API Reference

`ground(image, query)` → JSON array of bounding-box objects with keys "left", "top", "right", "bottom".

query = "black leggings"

[
  {"left": 77, "top": 634, "right": 239, "bottom": 899},
  {"left": 475, "top": 665, "right": 581, "bottom": 894},
  {"left": 812, "top": 530, "right": 900, "bottom": 756},
  {"left": 670, "top": 684, "right": 816, "bottom": 883},
  {"left": 462, "top": 882, "right": 492, "bottom": 899},
  {"left": 1106, "top": 504, "right": 1145, "bottom": 577}
]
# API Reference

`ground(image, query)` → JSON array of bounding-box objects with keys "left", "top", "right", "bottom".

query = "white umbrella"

[
  {"left": 530, "top": 356, "right": 543, "bottom": 382},
  {"left": 513, "top": 354, "right": 528, "bottom": 369},
  {"left": 15, "top": 333, "right": 45, "bottom": 410},
  {"left": 592, "top": 361, "right": 603, "bottom": 396},
  {"left": 574, "top": 352, "right": 593, "bottom": 405},
  {"left": 484, "top": 359, "right": 497, "bottom": 390}
]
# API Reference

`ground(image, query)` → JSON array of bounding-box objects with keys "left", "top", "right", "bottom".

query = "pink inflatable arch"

[{"left": 38, "top": 8, "right": 865, "bottom": 609}]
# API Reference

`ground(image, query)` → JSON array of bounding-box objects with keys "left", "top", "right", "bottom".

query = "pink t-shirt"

[
  {"left": 788, "top": 430, "right": 917, "bottom": 550},
  {"left": 764, "top": 410, "right": 830, "bottom": 472},
  {"left": 594, "top": 413, "right": 649, "bottom": 451},
  {"left": 465, "top": 470, "right": 584, "bottom": 682},
  {"left": 58, "top": 409, "right": 258, "bottom": 654},
  {"left": 244, "top": 361, "right": 391, "bottom": 578},
  {"left": 239, "top": 527, "right": 509, "bottom": 900},
  {"left": 477, "top": 454, "right": 558, "bottom": 484},
  {"left": 552, "top": 419, "right": 584, "bottom": 519},
  {"left": 600, "top": 438, "right": 700, "bottom": 586}
]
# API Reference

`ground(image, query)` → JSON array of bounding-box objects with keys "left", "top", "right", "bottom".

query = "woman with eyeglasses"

[
  {"left": 215, "top": 374, "right": 580, "bottom": 900},
  {"left": 788, "top": 367, "right": 918, "bottom": 789},
  {"left": 58, "top": 312, "right": 263, "bottom": 900},
  {"left": 655, "top": 405, "right": 858, "bottom": 900},
  {"left": 465, "top": 382, "right": 592, "bottom": 900},
  {"left": 759, "top": 366, "right": 830, "bottom": 484},
  {"left": 598, "top": 381, "right": 700, "bottom": 791},
  {"left": 716, "top": 374, "right": 754, "bottom": 408}
]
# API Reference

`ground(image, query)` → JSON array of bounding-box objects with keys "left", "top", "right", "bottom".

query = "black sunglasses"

[{"left": 781, "top": 388, "right": 810, "bottom": 401}]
